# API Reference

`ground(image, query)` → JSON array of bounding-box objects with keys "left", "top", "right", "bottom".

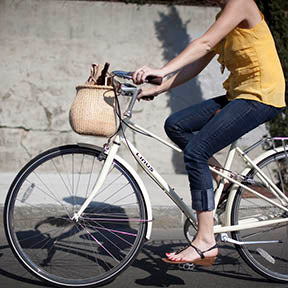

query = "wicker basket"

[{"left": 69, "top": 85, "right": 117, "bottom": 137}]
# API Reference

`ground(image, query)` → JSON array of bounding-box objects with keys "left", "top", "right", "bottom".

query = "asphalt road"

[{"left": 1, "top": 227, "right": 286, "bottom": 288}]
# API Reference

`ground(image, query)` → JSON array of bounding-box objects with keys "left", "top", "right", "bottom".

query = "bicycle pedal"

[
  {"left": 257, "top": 248, "right": 275, "bottom": 264},
  {"left": 178, "top": 263, "right": 195, "bottom": 271}
]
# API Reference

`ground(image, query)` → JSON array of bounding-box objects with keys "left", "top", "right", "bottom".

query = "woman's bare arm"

[
  {"left": 159, "top": 51, "right": 216, "bottom": 93},
  {"left": 138, "top": 51, "right": 216, "bottom": 99},
  {"left": 160, "top": 0, "right": 254, "bottom": 76},
  {"left": 134, "top": 0, "right": 260, "bottom": 84}
]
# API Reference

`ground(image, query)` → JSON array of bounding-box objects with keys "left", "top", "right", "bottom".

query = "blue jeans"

[{"left": 164, "top": 96, "right": 282, "bottom": 211}]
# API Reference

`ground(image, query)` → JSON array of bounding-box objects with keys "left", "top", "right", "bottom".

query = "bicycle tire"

[
  {"left": 231, "top": 150, "right": 288, "bottom": 282},
  {"left": 4, "top": 145, "right": 148, "bottom": 287}
]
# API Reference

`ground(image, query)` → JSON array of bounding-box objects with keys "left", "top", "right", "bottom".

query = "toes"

[
  {"left": 165, "top": 252, "right": 175, "bottom": 257},
  {"left": 167, "top": 253, "right": 180, "bottom": 261}
]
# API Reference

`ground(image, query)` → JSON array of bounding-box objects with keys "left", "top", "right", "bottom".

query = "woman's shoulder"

[{"left": 218, "top": 0, "right": 262, "bottom": 30}]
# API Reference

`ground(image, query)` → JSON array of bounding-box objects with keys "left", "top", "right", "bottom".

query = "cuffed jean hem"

[{"left": 191, "top": 188, "right": 215, "bottom": 211}]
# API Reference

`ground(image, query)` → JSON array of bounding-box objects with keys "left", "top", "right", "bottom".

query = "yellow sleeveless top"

[{"left": 213, "top": 13, "right": 286, "bottom": 108}]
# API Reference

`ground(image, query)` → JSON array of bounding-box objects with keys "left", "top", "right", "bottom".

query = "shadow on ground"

[
  {"left": 0, "top": 234, "right": 272, "bottom": 288},
  {"left": 132, "top": 240, "right": 271, "bottom": 287}
]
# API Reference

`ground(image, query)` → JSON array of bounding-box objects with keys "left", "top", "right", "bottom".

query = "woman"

[{"left": 133, "top": 0, "right": 286, "bottom": 265}]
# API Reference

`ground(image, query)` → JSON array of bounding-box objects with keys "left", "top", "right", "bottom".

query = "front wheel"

[
  {"left": 4, "top": 145, "right": 148, "bottom": 287},
  {"left": 231, "top": 150, "right": 288, "bottom": 282}
]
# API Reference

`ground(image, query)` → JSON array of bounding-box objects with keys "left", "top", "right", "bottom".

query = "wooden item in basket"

[{"left": 69, "top": 64, "right": 117, "bottom": 137}]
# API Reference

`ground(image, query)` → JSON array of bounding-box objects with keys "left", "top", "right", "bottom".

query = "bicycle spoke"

[
  {"left": 28, "top": 173, "right": 71, "bottom": 216},
  {"left": 232, "top": 150, "right": 288, "bottom": 282},
  {"left": 5, "top": 145, "right": 147, "bottom": 286},
  {"left": 78, "top": 222, "right": 120, "bottom": 263}
]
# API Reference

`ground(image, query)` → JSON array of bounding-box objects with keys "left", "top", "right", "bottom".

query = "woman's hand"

[
  {"left": 133, "top": 66, "right": 165, "bottom": 85},
  {"left": 137, "top": 86, "right": 159, "bottom": 101}
]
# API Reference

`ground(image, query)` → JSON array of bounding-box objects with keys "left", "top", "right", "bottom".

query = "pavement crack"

[{"left": 0, "top": 126, "right": 71, "bottom": 133}]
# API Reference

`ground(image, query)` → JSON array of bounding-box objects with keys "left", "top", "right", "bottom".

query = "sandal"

[{"left": 162, "top": 243, "right": 218, "bottom": 266}]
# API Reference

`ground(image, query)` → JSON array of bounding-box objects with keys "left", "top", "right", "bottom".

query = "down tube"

[{"left": 124, "top": 138, "right": 197, "bottom": 224}]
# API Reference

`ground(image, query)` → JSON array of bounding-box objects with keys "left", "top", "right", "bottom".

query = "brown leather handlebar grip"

[{"left": 145, "top": 75, "right": 162, "bottom": 85}]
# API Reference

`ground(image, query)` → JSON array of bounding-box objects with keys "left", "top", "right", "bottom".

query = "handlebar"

[
  {"left": 111, "top": 70, "right": 162, "bottom": 85},
  {"left": 111, "top": 70, "right": 162, "bottom": 119}
]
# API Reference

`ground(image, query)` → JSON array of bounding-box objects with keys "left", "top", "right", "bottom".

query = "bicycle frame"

[
  {"left": 212, "top": 140, "right": 288, "bottom": 233},
  {"left": 7, "top": 71, "right": 288, "bottom": 286},
  {"left": 73, "top": 75, "right": 288, "bottom": 240},
  {"left": 73, "top": 117, "right": 288, "bottom": 238}
]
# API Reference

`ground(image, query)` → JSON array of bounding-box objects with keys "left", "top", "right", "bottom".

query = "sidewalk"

[{"left": 0, "top": 172, "right": 192, "bottom": 228}]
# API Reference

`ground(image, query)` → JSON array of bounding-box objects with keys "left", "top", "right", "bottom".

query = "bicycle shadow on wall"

[{"left": 154, "top": 6, "right": 203, "bottom": 174}]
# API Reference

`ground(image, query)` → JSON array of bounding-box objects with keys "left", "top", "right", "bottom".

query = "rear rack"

[{"left": 244, "top": 136, "right": 288, "bottom": 154}]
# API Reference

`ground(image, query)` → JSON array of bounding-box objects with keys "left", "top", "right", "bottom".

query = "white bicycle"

[{"left": 4, "top": 70, "right": 288, "bottom": 287}]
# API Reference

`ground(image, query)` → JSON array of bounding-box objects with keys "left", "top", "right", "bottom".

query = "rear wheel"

[
  {"left": 231, "top": 150, "right": 288, "bottom": 282},
  {"left": 4, "top": 145, "right": 148, "bottom": 287}
]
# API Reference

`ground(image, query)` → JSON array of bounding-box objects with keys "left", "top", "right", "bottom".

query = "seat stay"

[
  {"left": 236, "top": 146, "right": 288, "bottom": 205},
  {"left": 212, "top": 166, "right": 288, "bottom": 213}
]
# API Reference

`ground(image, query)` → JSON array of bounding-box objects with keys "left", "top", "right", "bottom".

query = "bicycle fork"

[{"left": 72, "top": 141, "right": 120, "bottom": 222}]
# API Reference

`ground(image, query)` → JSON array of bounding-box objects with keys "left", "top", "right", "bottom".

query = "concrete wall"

[{"left": 0, "top": 0, "right": 267, "bottom": 174}]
